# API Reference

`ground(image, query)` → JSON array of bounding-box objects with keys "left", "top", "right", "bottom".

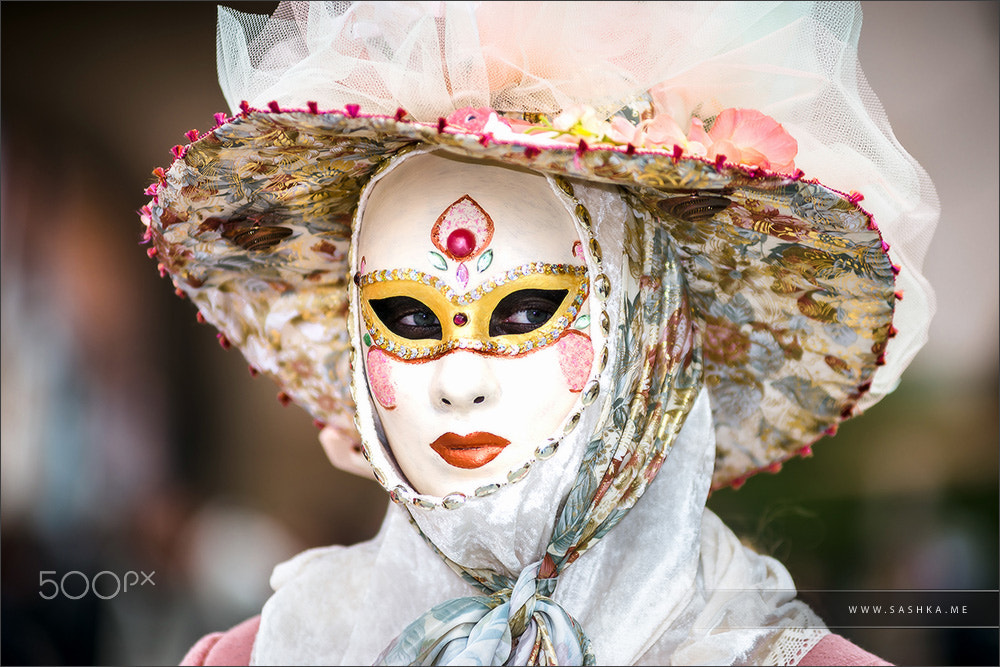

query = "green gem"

[
  {"left": 477, "top": 249, "right": 493, "bottom": 273},
  {"left": 363, "top": 332, "right": 372, "bottom": 347},
  {"left": 428, "top": 251, "right": 447, "bottom": 271}
]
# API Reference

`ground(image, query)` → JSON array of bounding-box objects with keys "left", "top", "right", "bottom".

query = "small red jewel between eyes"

[
  {"left": 453, "top": 313, "right": 469, "bottom": 326},
  {"left": 446, "top": 228, "right": 476, "bottom": 258}
]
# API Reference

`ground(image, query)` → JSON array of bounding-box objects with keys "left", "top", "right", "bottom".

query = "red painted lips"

[{"left": 429, "top": 432, "right": 511, "bottom": 469}]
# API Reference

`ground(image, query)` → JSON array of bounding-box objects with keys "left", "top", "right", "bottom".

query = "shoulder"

[
  {"left": 180, "top": 615, "right": 260, "bottom": 667},
  {"left": 177, "top": 544, "right": 374, "bottom": 666},
  {"left": 798, "top": 633, "right": 892, "bottom": 666},
  {"left": 179, "top": 543, "right": 379, "bottom": 666}
]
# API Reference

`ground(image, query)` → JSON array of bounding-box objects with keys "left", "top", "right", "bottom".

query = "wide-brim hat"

[
  {"left": 146, "top": 104, "right": 898, "bottom": 491},
  {"left": 141, "top": 1, "right": 936, "bottom": 491}
]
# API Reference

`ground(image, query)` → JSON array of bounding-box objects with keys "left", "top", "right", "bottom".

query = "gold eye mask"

[{"left": 359, "top": 262, "right": 589, "bottom": 360}]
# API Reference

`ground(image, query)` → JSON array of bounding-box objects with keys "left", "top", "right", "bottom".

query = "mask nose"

[{"left": 429, "top": 350, "right": 500, "bottom": 413}]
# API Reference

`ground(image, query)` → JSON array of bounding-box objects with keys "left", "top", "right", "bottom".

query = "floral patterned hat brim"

[{"left": 142, "top": 106, "right": 897, "bottom": 491}]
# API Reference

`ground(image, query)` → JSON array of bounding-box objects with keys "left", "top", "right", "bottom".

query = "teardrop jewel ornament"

[
  {"left": 428, "top": 251, "right": 448, "bottom": 271},
  {"left": 476, "top": 249, "right": 494, "bottom": 273},
  {"left": 456, "top": 262, "right": 469, "bottom": 289}
]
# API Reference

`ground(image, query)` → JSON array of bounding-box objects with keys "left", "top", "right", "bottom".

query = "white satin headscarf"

[{"left": 252, "top": 392, "right": 826, "bottom": 665}]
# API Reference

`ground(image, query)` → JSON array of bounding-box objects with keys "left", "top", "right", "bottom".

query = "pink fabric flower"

[
  {"left": 445, "top": 107, "right": 510, "bottom": 133},
  {"left": 686, "top": 117, "right": 711, "bottom": 150},
  {"left": 702, "top": 108, "right": 798, "bottom": 172},
  {"left": 641, "top": 113, "right": 689, "bottom": 151},
  {"left": 445, "top": 103, "right": 797, "bottom": 176},
  {"left": 504, "top": 117, "right": 537, "bottom": 133},
  {"left": 608, "top": 116, "right": 643, "bottom": 145},
  {"left": 609, "top": 112, "right": 692, "bottom": 152}
]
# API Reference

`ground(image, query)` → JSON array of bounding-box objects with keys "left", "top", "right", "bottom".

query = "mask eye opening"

[
  {"left": 369, "top": 296, "right": 443, "bottom": 340},
  {"left": 488, "top": 289, "right": 569, "bottom": 337}
]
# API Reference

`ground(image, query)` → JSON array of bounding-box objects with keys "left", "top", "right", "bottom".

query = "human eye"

[
  {"left": 489, "top": 289, "right": 568, "bottom": 336},
  {"left": 369, "top": 296, "right": 442, "bottom": 340}
]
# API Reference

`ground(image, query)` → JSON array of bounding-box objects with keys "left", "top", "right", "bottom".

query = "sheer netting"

[{"left": 216, "top": 0, "right": 937, "bottom": 410}]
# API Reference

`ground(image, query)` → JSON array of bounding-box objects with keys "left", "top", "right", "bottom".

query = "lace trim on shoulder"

[{"left": 760, "top": 627, "right": 830, "bottom": 666}]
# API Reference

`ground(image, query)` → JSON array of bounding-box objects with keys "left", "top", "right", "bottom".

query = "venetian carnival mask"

[{"left": 355, "top": 152, "right": 595, "bottom": 497}]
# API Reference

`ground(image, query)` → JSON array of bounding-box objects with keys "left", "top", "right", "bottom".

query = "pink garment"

[
  {"left": 797, "top": 633, "right": 893, "bottom": 666},
  {"left": 179, "top": 618, "right": 892, "bottom": 666},
  {"left": 180, "top": 616, "right": 259, "bottom": 666}
]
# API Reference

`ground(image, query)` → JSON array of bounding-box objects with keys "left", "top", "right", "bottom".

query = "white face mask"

[{"left": 356, "top": 153, "right": 594, "bottom": 497}]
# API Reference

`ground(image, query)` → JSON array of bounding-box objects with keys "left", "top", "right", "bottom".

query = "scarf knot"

[{"left": 375, "top": 562, "right": 594, "bottom": 665}]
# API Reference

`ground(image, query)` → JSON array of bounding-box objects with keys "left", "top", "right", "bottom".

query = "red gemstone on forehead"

[
  {"left": 453, "top": 313, "right": 469, "bottom": 326},
  {"left": 446, "top": 228, "right": 476, "bottom": 258}
]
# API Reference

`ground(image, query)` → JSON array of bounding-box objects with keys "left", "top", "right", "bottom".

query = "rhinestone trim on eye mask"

[{"left": 358, "top": 262, "right": 588, "bottom": 360}]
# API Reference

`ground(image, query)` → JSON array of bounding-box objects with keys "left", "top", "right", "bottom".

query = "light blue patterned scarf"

[{"left": 377, "top": 190, "right": 704, "bottom": 665}]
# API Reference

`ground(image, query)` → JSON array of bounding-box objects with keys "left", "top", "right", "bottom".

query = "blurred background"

[{"left": 1, "top": 2, "right": 996, "bottom": 665}]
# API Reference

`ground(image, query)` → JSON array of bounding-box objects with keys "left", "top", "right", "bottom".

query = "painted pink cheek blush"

[
  {"left": 366, "top": 347, "right": 397, "bottom": 409},
  {"left": 556, "top": 331, "right": 594, "bottom": 392}
]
